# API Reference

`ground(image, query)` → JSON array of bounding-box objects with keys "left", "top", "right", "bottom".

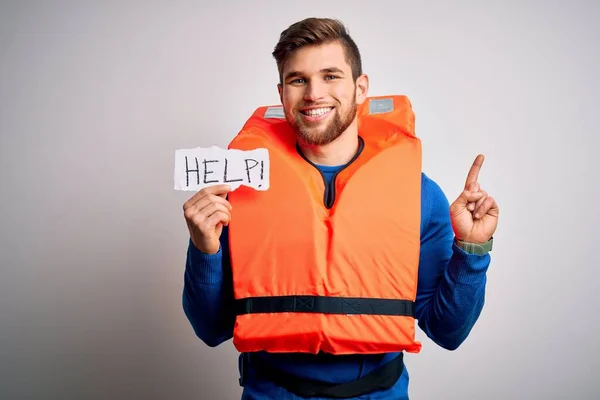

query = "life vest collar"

[{"left": 295, "top": 136, "right": 365, "bottom": 209}]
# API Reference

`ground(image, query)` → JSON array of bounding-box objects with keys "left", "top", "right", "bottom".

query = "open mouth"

[{"left": 299, "top": 107, "right": 334, "bottom": 121}]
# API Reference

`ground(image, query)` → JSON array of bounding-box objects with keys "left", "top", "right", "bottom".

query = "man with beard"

[{"left": 181, "top": 17, "right": 499, "bottom": 399}]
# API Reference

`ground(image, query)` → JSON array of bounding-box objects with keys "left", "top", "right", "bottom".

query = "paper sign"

[{"left": 174, "top": 146, "right": 270, "bottom": 191}]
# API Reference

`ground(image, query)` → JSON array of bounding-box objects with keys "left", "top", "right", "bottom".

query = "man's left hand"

[{"left": 450, "top": 154, "right": 499, "bottom": 244}]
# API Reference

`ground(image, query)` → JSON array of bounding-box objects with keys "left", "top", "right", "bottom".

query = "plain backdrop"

[{"left": 1, "top": 1, "right": 599, "bottom": 399}]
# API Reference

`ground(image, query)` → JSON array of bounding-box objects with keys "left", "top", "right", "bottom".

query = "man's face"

[{"left": 278, "top": 41, "right": 365, "bottom": 146}]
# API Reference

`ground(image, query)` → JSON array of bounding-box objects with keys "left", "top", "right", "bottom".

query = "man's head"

[{"left": 272, "top": 18, "right": 368, "bottom": 146}]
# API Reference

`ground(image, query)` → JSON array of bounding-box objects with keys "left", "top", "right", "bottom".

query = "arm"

[
  {"left": 415, "top": 174, "right": 490, "bottom": 350},
  {"left": 182, "top": 226, "right": 236, "bottom": 347}
]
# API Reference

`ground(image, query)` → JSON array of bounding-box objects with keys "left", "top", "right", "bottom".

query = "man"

[{"left": 182, "top": 17, "right": 498, "bottom": 399}]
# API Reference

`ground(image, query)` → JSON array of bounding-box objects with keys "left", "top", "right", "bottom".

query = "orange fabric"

[{"left": 227, "top": 95, "right": 422, "bottom": 355}]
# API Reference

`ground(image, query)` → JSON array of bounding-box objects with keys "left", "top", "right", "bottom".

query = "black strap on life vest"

[
  {"left": 240, "top": 352, "right": 405, "bottom": 398},
  {"left": 234, "top": 295, "right": 415, "bottom": 317}
]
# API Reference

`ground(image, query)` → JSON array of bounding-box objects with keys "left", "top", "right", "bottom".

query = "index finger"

[
  {"left": 200, "top": 183, "right": 232, "bottom": 197},
  {"left": 464, "top": 154, "right": 485, "bottom": 189},
  {"left": 184, "top": 184, "right": 232, "bottom": 209}
]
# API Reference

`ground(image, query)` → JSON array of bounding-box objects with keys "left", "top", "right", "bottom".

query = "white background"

[{"left": 1, "top": 1, "right": 598, "bottom": 398}]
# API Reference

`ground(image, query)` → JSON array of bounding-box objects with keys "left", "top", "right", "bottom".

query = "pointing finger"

[{"left": 464, "top": 154, "right": 485, "bottom": 190}]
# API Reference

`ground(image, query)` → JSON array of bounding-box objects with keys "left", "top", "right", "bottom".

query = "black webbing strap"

[
  {"left": 234, "top": 295, "right": 415, "bottom": 317},
  {"left": 247, "top": 352, "right": 405, "bottom": 398}
]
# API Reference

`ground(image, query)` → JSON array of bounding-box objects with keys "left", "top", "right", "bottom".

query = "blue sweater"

[{"left": 182, "top": 168, "right": 491, "bottom": 399}]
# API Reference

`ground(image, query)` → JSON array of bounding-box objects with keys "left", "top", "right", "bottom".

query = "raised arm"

[{"left": 415, "top": 165, "right": 497, "bottom": 350}]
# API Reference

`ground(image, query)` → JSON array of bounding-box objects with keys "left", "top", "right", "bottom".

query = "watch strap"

[{"left": 455, "top": 237, "right": 493, "bottom": 255}]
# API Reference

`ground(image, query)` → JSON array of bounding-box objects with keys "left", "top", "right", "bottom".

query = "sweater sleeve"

[
  {"left": 182, "top": 226, "right": 235, "bottom": 347},
  {"left": 414, "top": 174, "right": 491, "bottom": 350}
]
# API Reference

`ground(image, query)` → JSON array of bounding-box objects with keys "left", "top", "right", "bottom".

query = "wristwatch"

[{"left": 455, "top": 237, "right": 493, "bottom": 255}]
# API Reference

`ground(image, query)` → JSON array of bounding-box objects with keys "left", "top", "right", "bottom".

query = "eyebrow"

[{"left": 284, "top": 67, "right": 345, "bottom": 81}]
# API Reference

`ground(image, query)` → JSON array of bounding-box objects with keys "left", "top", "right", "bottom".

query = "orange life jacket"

[{"left": 227, "top": 95, "right": 423, "bottom": 355}]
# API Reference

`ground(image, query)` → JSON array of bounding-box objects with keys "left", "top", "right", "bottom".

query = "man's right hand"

[{"left": 183, "top": 184, "right": 233, "bottom": 254}]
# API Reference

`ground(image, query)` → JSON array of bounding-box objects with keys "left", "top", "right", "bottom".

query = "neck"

[{"left": 297, "top": 122, "right": 359, "bottom": 166}]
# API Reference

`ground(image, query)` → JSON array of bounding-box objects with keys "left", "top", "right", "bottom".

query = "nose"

[{"left": 303, "top": 80, "right": 326, "bottom": 102}]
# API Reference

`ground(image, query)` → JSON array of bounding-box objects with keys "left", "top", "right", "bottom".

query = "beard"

[{"left": 288, "top": 92, "right": 357, "bottom": 146}]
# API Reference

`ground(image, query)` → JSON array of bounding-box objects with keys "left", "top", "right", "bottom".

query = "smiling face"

[{"left": 278, "top": 41, "right": 367, "bottom": 146}]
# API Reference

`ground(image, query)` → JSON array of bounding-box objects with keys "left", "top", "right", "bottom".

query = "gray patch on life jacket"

[
  {"left": 369, "top": 98, "right": 394, "bottom": 114},
  {"left": 264, "top": 106, "right": 285, "bottom": 119}
]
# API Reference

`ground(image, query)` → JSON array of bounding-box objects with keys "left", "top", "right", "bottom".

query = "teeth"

[{"left": 305, "top": 107, "right": 332, "bottom": 116}]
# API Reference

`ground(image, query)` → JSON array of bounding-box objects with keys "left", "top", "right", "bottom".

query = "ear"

[
  {"left": 355, "top": 74, "right": 369, "bottom": 105},
  {"left": 277, "top": 83, "right": 283, "bottom": 104}
]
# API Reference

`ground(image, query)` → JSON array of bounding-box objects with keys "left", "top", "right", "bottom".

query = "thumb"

[{"left": 454, "top": 188, "right": 484, "bottom": 209}]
